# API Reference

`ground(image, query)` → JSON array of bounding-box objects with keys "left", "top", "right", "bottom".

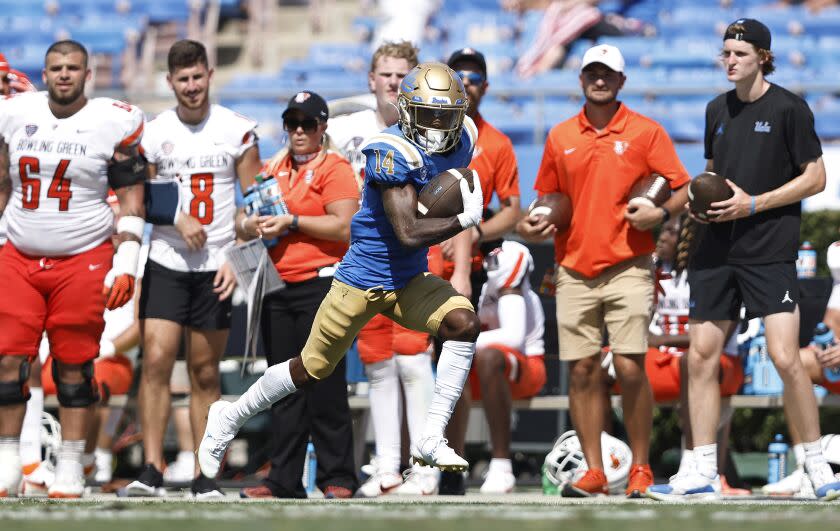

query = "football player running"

[
  {"left": 121, "top": 40, "right": 261, "bottom": 499},
  {"left": 198, "top": 62, "right": 484, "bottom": 479},
  {"left": 0, "top": 40, "right": 146, "bottom": 498}
]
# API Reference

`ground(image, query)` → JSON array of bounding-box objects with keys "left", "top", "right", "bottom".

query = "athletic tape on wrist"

[
  {"left": 113, "top": 240, "right": 141, "bottom": 277},
  {"left": 117, "top": 215, "right": 145, "bottom": 239}
]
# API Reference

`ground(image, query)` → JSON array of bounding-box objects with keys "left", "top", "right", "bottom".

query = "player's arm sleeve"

[
  {"left": 361, "top": 137, "right": 418, "bottom": 186},
  {"left": 648, "top": 126, "right": 690, "bottom": 189},
  {"left": 144, "top": 180, "right": 181, "bottom": 224},
  {"left": 786, "top": 100, "right": 823, "bottom": 168},
  {"left": 534, "top": 134, "right": 565, "bottom": 196},
  {"left": 476, "top": 293, "right": 527, "bottom": 351}
]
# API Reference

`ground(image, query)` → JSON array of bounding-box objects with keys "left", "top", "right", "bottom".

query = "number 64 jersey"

[
  {"left": 142, "top": 105, "right": 257, "bottom": 272},
  {"left": 0, "top": 92, "right": 144, "bottom": 257}
]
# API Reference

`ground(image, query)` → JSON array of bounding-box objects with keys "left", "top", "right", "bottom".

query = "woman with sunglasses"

[{"left": 238, "top": 91, "right": 361, "bottom": 499}]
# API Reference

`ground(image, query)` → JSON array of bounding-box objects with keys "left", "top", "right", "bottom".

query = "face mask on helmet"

[
  {"left": 40, "top": 411, "right": 62, "bottom": 467},
  {"left": 398, "top": 63, "right": 468, "bottom": 154},
  {"left": 542, "top": 430, "right": 632, "bottom": 495}
]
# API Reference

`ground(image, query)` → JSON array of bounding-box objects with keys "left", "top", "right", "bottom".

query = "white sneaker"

[
  {"left": 410, "top": 436, "right": 468, "bottom": 472},
  {"left": 21, "top": 462, "right": 54, "bottom": 496},
  {"left": 359, "top": 457, "right": 378, "bottom": 479},
  {"left": 93, "top": 450, "right": 113, "bottom": 484},
  {"left": 807, "top": 463, "right": 840, "bottom": 501},
  {"left": 0, "top": 452, "right": 21, "bottom": 498},
  {"left": 479, "top": 468, "right": 516, "bottom": 494},
  {"left": 354, "top": 471, "right": 403, "bottom": 498},
  {"left": 198, "top": 401, "right": 236, "bottom": 479},
  {"left": 393, "top": 464, "right": 439, "bottom": 496},
  {"left": 646, "top": 470, "right": 721, "bottom": 501},
  {"left": 164, "top": 452, "right": 196, "bottom": 483},
  {"left": 761, "top": 467, "right": 814, "bottom": 498},
  {"left": 48, "top": 462, "right": 85, "bottom": 499}
]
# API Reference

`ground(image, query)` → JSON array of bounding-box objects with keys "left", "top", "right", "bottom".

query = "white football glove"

[{"left": 456, "top": 170, "right": 484, "bottom": 229}]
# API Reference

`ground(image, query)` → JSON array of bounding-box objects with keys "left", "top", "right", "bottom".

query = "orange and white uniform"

[
  {"left": 143, "top": 104, "right": 257, "bottom": 272},
  {"left": 0, "top": 92, "right": 144, "bottom": 364},
  {"left": 644, "top": 266, "right": 743, "bottom": 402},
  {"left": 469, "top": 241, "right": 547, "bottom": 400}
]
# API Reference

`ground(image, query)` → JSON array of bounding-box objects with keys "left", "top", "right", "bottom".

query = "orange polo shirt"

[
  {"left": 263, "top": 150, "right": 360, "bottom": 283},
  {"left": 430, "top": 113, "right": 521, "bottom": 277},
  {"left": 535, "top": 103, "right": 690, "bottom": 278}
]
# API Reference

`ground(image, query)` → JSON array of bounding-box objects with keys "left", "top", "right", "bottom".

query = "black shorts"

[
  {"left": 688, "top": 262, "right": 798, "bottom": 321},
  {"left": 139, "top": 259, "right": 232, "bottom": 330}
]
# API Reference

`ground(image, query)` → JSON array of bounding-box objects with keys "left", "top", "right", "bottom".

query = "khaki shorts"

[
  {"left": 301, "top": 274, "right": 473, "bottom": 379},
  {"left": 555, "top": 255, "right": 653, "bottom": 361}
]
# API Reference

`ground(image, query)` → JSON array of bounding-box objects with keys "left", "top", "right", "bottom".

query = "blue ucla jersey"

[{"left": 335, "top": 117, "right": 478, "bottom": 290}]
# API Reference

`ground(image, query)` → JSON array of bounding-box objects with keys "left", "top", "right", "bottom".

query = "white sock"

[
  {"left": 422, "top": 340, "right": 474, "bottom": 438},
  {"left": 223, "top": 360, "right": 297, "bottom": 430},
  {"left": 20, "top": 387, "right": 43, "bottom": 465},
  {"left": 793, "top": 443, "right": 805, "bottom": 468},
  {"left": 55, "top": 440, "right": 85, "bottom": 482},
  {"left": 175, "top": 450, "right": 194, "bottom": 466},
  {"left": 803, "top": 439, "right": 833, "bottom": 487},
  {"left": 0, "top": 437, "right": 19, "bottom": 454},
  {"left": 365, "top": 358, "right": 402, "bottom": 474},
  {"left": 94, "top": 448, "right": 112, "bottom": 469},
  {"left": 678, "top": 449, "right": 696, "bottom": 476},
  {"left": 693, "top": 443, "right": 717, "bottom": 478},
  {"left": 488, "top": 457, "right": 512, "bottom": 475},
  {"left": 396, "top": 352, "right": 435, "bottom": 446}
]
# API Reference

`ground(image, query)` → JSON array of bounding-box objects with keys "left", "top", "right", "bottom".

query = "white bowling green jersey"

[
  {"left": 142, "top": 104, "right": 257, "bottom": 272},
  {"left": 327, "top": 109, "right": 383, "bottom": 176},
  {"left": 0, "top": 92, "right": 144, "bottom": 256}
]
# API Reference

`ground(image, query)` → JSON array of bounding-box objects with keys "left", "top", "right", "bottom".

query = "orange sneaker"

[
  {"left": 625, "top": 464, "right": 654, "bottom": 498},
  {"left": 561, "top": 469, "right": 608, "bottom": 497},
  {"left": 720, "top": 475, "right": 751, "bottom": 496}
]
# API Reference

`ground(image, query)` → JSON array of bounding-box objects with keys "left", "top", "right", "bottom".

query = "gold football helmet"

[{"left": 397, "top": 62, "right": 468, "bottom": 154}]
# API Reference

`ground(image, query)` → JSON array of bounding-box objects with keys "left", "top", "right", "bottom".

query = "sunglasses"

[
  {"left": 456, "top": 70, "right": 485, "bottom": 85},
  {"left": 284, "top": 117, "right": 320, "bottom": 133}
]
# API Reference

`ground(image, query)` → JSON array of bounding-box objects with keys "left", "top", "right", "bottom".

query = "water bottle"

[
  {"left": 767, "top": 434, "right": 789, "bottom": 484},
  {"left": 301, "top": 441, "right": 317, "bottom": 494},
  {"left": 813, "top": 322, "right": 840, "bottom": 383},
  {"left": 797, "top": 241, "right": 817, "bottom": 279}
]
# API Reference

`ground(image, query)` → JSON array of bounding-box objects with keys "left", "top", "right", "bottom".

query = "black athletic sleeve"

[{"left": 784, "top": 99, "right": 822, "bottom": 169}]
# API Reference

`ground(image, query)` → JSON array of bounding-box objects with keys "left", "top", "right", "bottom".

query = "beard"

[
  {"left": 47, "top": 83, "right": 84, "bottom": 105},
  {"left": 176, "top": 90, "right": 207, "bottom": 110}
]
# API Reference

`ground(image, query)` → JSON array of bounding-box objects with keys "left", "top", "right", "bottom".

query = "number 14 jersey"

[
  {"left": 0, "top": 92, "right": 144, "bottom": 256},
  {"left": 142, "top": 105, "right": 257, "bottom": 272}
]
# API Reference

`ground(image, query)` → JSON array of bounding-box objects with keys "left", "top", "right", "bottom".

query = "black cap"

[
  {"left": 447, "top": 48, "right": 487, "bottom": 77},
  {"left": 283, "top": 90, "right": 328, "bottom": 121},
  {"left": 724, "top": 18, "right": 771, "bottom": 51}
]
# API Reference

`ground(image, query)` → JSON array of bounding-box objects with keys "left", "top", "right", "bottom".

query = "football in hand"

[
  {"left": 528, "top": 193, "right": 572, "bottom": 232},
  {"left": 688, "top": 172, "right": 733, "bottom": 221},
  {"left": 417, "top": 168, "right": 476, "bottom": 219},
  {"left": 628, "top": 174, "right": 670, "bottom": 209}
]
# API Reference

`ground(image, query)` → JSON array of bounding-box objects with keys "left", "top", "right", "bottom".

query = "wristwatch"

[{"left": 290, "top": 215, "right": 299, "bottom": 231}]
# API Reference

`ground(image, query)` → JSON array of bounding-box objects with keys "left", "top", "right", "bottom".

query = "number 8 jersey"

[
  {"left": 142, "top": 105, "right": 257, "bottom": 272},
  {"left": 0, "top": 92, "right": 144, "bottom": 256}
]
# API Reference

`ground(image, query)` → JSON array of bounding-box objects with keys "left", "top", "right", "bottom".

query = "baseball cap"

[
  {"left": 283, "top": 90, "right": 329, "bottom": 121},
  {"left": 447, "top": 48, "right": 487, "bottom": 77},
  {"left": 724, "top": 18, "right": 772, "bottom": 51},
  {"left": 0, "top": 53, "right": 9, "bottom": 74},
  {"left": 580, "top": 44, "right": 625, "bottom": 73}
]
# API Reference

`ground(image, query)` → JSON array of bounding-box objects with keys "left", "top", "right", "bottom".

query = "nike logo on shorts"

[{"left": 89, "top": 263, "right": 103, "bottom": 271}]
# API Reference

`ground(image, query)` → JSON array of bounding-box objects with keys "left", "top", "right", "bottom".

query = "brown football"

[
  {"left": 688, "top": 172, "right": 733, "bottom": 221},
  {"left": 528, "top": 193, "right": 572, "bottom": 232},
  {"left": 417, "top": 168, "right": 476, "bottom": 219},
  {"left": 628, "top": 173, "right": 671, "bottom": 208}
]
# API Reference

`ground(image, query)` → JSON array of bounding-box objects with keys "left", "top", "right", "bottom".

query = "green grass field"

[{"left": 2, "top": 496, "right": 839, "bottom": 531}]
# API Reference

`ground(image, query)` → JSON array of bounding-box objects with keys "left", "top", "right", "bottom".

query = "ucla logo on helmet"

[
  {"left": 411, "top": 96, "right": 423, "bottom": 102},
  {"left": 430, "top": 96, "right": 451, "bottom": 104},
  {"left": 455, "top": 99, "right": 465, "bottom": 105}
]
